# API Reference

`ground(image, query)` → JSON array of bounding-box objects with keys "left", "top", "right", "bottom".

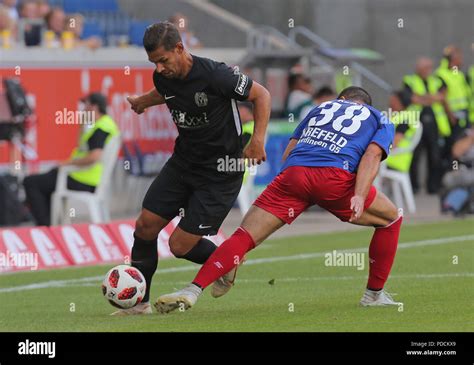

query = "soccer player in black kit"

[{"left": 112, "top": 22, "right": 271, "bottom": 315}]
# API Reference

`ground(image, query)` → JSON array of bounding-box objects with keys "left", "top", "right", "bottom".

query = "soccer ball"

[{"left": 102, "top": 265, "right": 146, "bottom": 309}]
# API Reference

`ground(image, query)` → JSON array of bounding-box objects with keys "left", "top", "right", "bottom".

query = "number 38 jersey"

[{"left": 281, "top": 99, "right": 395, "bottom": 174}]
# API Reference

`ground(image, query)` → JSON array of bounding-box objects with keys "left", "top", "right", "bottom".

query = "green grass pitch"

[{"left": 1, "top": 218, "right": 473, "bottom": 332}]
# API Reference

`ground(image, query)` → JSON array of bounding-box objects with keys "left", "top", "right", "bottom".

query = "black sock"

[
  {"left": 367, "top": 287, "right": 382, "bottom": 292},
  {"left": 131, "top": 233, "right": 158, "bottom": 303},
  {"left": 192, "top": 282, "right": 203, "bottom": 289},
  {"left": 177, "top": 237, "right": 218, "bottom": 264}
]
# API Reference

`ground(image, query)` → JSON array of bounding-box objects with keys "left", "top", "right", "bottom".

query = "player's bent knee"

[
  {"left": 168, "top": 236, "right": 194, "bottom": 257},
  {"left": 387, "top": 205, "right": 399, "bottom": 222},
  {"left": 383, "top": 197, "right": 400, "bottom": 223},
  {"left": 169, "top": 244, "right": 188, "bottom": 258},
  {"left": 366, "top": 191, "right": 400, "bottom": 225},
  {"left": 376, "top": 206, "right": 400, "bottom": 227},
  {"left": 135, "top": 216, "right": 160, "bottom": 241}
]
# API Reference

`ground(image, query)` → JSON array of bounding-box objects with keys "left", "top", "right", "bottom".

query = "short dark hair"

[
  {"left": 288, "top": 73, "right": 310, "bottom": 89},
  {"left": 392, "top": 90, "right": 411, "bottom": 108},
  {"left": 313, "top": 85, "right": 335, "bottom": 99},
  {"left": 82, "top": 92, "right": 107, "bottom": 115},
  {"left": 337, "top": 86, "right": 372, "bottom": 106},
  {"left": 45, "top": 7, "right": 63, "bottom": 26},
  {"left": 143, "top": 22, "right": 182, "bottom": 52}
]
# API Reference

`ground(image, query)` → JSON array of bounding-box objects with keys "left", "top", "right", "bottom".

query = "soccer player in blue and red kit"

[{"left": 155, "top": 86, "right": 404, "bottom": 313}]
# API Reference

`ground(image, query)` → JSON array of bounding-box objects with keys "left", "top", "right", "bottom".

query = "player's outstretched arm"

[
  {"left": 126, "top": 88, "right": 165, "bottom": 114},
  {"left": 349, "top": 143, "right": 384, "bottom": 222},
  {"left": 244, "top": 82, "right": 271, "bottom": 164}
]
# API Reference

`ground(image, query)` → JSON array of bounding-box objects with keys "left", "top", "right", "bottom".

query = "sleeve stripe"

[{"left": 231, "top": 99, "right": 242, "bottom": 136}]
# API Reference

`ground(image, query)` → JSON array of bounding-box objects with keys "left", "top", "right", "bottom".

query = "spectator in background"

[
  {"left": 0, "top": 4, "right": 13, "bottom": 28},
  {"left": 238, "top": 102, "right": 253, "bottom": 123},
  {"left": 19, "top": 0, "right": 37, "bottom": 18},
  {"left": 44, "top": 7, "right": 65, "bottom": 47},
  {"left": 440, "top": 125, "right": 474, "bottom": 214},
  {"left": 385, "top": 90, "right": 419, "bottom": 175},
  {"left": 19, "top": 0, "right": 41, "bottom": 46},
  {"left": 168, "top": 13, "right": 202, "bottom": 49},
  {"left": 238, "top": 102, "right": 254, "bottom": 147},
  {"left": 0, "top": 4, "right": 17, "bottom": 46},
  {"left": 403, "top": 57, "right": 449, "bottom": 194},
  {"left": 23, "top": 93, "right": 120, "bottom": 226},
  {"left": 285, "top": 73, "right": 312, "bottom": 121},
  {"left": 1, "top": 0, "right": 18, "bottom": 21},
  {"left": 469, "top": 62, "right": 474, "bottom": 124},
  {"left": 65, "top": 13, "right": 102, "bottom": 49},
  {"left": 300, "top": 85, "right": 336, "bottom": 119},
  {"left": 45, "top": 7, "right": 65, "bottom": 35},
  {"left": 313, "top": 85, "right": 336, "bottom": 105},
  {"left": 436, "top": 46, "right": 472, "bottom": 136},
  {"left": 35, "top": 0, "right": 49, "bottom": 18},
  {"left": 450, "top": 126, "right": 474, "bottom": 178}
]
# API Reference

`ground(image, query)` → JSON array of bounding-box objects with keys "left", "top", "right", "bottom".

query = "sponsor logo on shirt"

[
  {"left": 170, "top": 109, "right": 210, "bottom": 128},
  {"left": 194, "top": 92, "right": 208, "bottom": 107},
  {"left": 299, "top": 126, "right": 348, "bottom": 154},
  {"left": 235, "top": 74, "right": 248, "bottom": 96}
]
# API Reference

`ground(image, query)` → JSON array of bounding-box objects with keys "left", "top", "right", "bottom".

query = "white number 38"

[{"left": 308, "top": 101, "right": 370, "bottom": 135}]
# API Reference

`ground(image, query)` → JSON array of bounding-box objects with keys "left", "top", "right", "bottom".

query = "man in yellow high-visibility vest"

[
  {"left": 436, "top": 46, "right": 472, "bottom": 136},
  {"left": 23, "top": 93, "right": 119, "bottom": 226},
  {"left": 468, "top": 64, "right": 474, "bottom": 124},
  {"left": 386, "top": 91, "right": 419, "bottom": 174},
  {"left": 402, "top": 57, "right": 449, "bottom": 194}
]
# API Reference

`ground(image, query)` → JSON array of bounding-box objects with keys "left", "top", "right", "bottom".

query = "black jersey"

[{"left": 153, "top": 55, "right": 253, "bottom": 176}]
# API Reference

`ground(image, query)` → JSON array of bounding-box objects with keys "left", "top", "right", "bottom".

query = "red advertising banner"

[
  {"left": 0, "top": 68, "right": 177, "bottom": 165},
  {"left": 106, "top": 218, "right": 174, "bottom": 259},
  {"left": 0, "top": 226, "right": 71, "bottom": 273},
  {"left": 0, "top": 220, "right": 227, "bottom": 273},
  {"left": 49, "top": 223, "right": 128, "bottom": 266}
]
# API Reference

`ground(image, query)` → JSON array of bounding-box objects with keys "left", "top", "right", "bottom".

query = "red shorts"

[{"left": 254, "top": 166, "right": 377, "bottom": 224}]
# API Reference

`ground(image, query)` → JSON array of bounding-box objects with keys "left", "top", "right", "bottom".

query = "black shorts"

[{"left": 142, "top": 157, "right": 243, "bottom": 236}]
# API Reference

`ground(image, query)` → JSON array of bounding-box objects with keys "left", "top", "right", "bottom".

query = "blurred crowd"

[
  {"left": 0, "top": 0, "right": 101, "bottom": 49},
  {"left": 285, "top": 45, "right": 474, "bottom": 214},
  {"left": 0, "top": 0, "right": 201, "bottom": 49}
]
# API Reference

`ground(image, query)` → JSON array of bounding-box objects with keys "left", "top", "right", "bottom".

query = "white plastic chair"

[
  {"left": 237, "top": 131, "right": 268, "bottom": 216},
  {"left": 378, "top": 123, "right": 423, "bottom": 214},
  {"left": 237, "top": 165, "right": 257, "bottom": 216},
  {"left": 51, "top": 135, "right": 121, "bottom": 225}
]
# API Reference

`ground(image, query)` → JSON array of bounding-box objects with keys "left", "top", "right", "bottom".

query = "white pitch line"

[
  {"left": 243, "top": 234, "right": 474, "bottom": 265},
  {"left": 0, "top": 234, "right": 472, "bottom": 293},
  {"left": 58, "top": 272, "right": 474, "bottom": 289}
]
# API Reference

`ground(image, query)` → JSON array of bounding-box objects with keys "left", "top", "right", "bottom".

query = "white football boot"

[
  {"left": 211, "top": 258, "right": 245, "bottom": 298},
  {"left": 155, "top": 284, "right": 202, "bottom": 314},
  {"left": 110, "top": 302, "right": 153, "bottom": 316},
  {"left": 359, "top": 289, "right": 402, "bottom": 307}
]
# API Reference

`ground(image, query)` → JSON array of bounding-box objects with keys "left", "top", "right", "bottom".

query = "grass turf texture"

[{"left": 0, "top": 219, "right": 473, "bottom": 332}]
